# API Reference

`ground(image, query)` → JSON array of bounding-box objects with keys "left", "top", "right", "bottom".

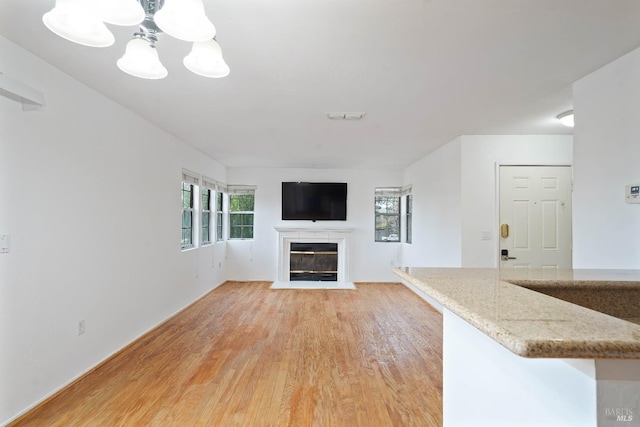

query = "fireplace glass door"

[{"left": 289, "top": 242, "right": 338, "bottom": 281}]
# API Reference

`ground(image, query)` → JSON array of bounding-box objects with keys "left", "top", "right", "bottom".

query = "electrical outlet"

[
  {"left": 78, "top": 320, "right": 85, "bottom": 336},
  {"left": 0, "top": 234, "right": 10, "bottom": 254}
]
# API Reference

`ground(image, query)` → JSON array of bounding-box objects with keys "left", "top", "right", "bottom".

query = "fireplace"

[
  {"left": 274, "top": 227, "right": 355, "bottom": 284},
  {"left": 290, "top": 242, "right": 338, "bottom": 281}
]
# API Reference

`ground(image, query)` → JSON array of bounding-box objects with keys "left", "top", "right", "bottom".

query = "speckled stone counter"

[{"left": 393, "top": 267, "right": 640, "bottom": 359}]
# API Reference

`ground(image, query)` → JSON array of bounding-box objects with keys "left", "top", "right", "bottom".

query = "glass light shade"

[
  {"left": 99, "top": 0, "right": 145, "bottom": 26},
  {"left": 184, "top": 40, "right": 230, "bottom": 78},
  {"left": 154, "top": 0, "right": 216, "bottom": 42},
  {"left": 117, "top": 38, "right": 168, "bottom": 79},
  {"left": 557, "top": 110, "right": 574, "bottom": 127},
  {"left": 42, "top": 0, "right": 114, "bottom": 47}
]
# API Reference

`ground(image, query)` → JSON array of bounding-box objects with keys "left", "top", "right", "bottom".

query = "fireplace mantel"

[
  {"left": 274, "top": 227, "right": 355, "bottom": 283},
  {"left": 274, "top": 227, "right": 356, "bottom": 235}
]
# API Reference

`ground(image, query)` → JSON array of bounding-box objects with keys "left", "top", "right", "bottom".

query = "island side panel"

[{"left": 443, "top": 309, "right": 597, "bottom": 427}]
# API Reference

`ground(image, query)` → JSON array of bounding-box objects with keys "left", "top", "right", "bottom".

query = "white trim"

[
  {"left": 375, "top": 186, "right": 402, "bottom": 196},
  {"left": 227, "top": 184, "right": 257, "bottom": 195},
  {"left": 181, "top": 169, "right": 200, "bottom": 185},
  {"left": 202, "top": 176, "right": 228, "bottom": 192},
  {"left": 201, "top": 176, "right": 217, "bottom": 190}
]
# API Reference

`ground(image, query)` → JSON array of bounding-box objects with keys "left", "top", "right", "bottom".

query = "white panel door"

[{"left": 499, "top": 166, "right": 572, "bottom": 270}]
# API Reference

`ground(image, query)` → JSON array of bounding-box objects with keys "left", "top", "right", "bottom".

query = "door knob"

[{"left": 500, "top": 224, "right": 509, "bottom": 238}]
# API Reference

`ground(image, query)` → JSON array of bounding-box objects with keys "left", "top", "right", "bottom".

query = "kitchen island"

[{"left": 394, "top": 267, "right": 640, "bottom": 427}]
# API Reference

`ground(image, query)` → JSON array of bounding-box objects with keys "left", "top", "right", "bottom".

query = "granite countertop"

[{"left": 393, "top": 267, "right": 640, "bottom": 359}]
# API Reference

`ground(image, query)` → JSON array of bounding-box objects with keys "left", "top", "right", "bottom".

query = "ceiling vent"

[{"left": 326, "top": 112, "right": 366, "bottom": 120}]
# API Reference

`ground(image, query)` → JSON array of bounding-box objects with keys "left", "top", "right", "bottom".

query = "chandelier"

[{"left": 42, "top": 0, "right": 230, "bottom": 80}]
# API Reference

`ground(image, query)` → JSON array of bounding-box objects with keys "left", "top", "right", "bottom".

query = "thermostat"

[{"left": 626, "top": 184, "right": 640, "bottom": 204}]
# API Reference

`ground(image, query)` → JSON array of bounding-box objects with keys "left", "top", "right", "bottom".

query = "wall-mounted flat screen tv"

[{"left": 282, "top": 182, "right": 347, "bottom": 221}]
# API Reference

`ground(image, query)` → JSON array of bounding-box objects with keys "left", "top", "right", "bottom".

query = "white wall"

[
  {"left": 573, "top": 46, "right": 640, "bottom": 269},
  {"left": 226, "top": 167, "right": 404, "bottom": 282},
  {"left": 399, "top": 135, "right": 572, "bottom": 269},
  {"left": 460, "top": 135, "right": 573, "bottom": 267},
  {"left": 0, "top": 36, "right": 228, "bottom": 424},
  {"left": 402, "top": 138, "right": 463, "bottom": 267}
]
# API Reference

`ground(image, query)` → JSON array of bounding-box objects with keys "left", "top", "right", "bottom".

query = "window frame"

[
  {"left": 374, "top": 189, "right": 401, "bottom": 243},
  {"left": 215, "top": 191, "right": 225, "bottom": 242},
  {"left": 228, "top": 193, "right": 255, "bottom": 240},
  {"left": 405, "top": 194, "right": 412, "bottom": 244},
  {"left": 181, "top": 170, "right": 201, "bottom": 251},
  {"left": 181, "top": 181, "right": 195, "bottom": 250},
  {"left": 201, "top": 187, "right": 212, "bottom": 246}
]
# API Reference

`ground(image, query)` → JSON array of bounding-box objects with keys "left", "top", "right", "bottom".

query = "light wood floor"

[{"left": 12, "top": 282, "right": 443, "bottom": 426}]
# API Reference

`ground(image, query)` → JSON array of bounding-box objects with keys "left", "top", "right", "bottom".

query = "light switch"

[
  {"left": 0, "top": 234, "right": 9, "bottom": 254},
  {"left": 481, "top": 230, "right": 492, "bottom": 241}
]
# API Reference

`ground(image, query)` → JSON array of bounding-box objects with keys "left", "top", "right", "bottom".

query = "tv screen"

[{"left": 282, "top": 182, "right": 347, "bottom": 221}]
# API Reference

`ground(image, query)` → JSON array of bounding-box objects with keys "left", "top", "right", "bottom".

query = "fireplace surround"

[{"left": 275, "top": 227, "right": 355, "bottom": 284}]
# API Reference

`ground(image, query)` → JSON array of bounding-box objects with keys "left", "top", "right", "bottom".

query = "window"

[
  {"left": 181, "top": 170, "right": 200, "bottom": 250},
  {"left": 229, "top": 193, "right": 255, "bottom": 239},
  {"left": 201, "top": 188, "right": 212, "bottom": 245},
  {"left": 228, "top": 185, "right": 256, "bottom": 240},
  {"left": 375, "top": 188, "right": 401, "bottom": 242},
  {"left": 181, "top": 182, "right": 194, "bottom": 249},
  {"left": 216, "top": 191, "right": 224, "bottom": 242},
  {"left": 405, "top": 194, "right": 412, "bottom": 244}
]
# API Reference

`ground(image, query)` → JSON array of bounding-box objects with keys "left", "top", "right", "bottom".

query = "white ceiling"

[{"left": 2, "top": 0, "right": 640, "bottom": 169}]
